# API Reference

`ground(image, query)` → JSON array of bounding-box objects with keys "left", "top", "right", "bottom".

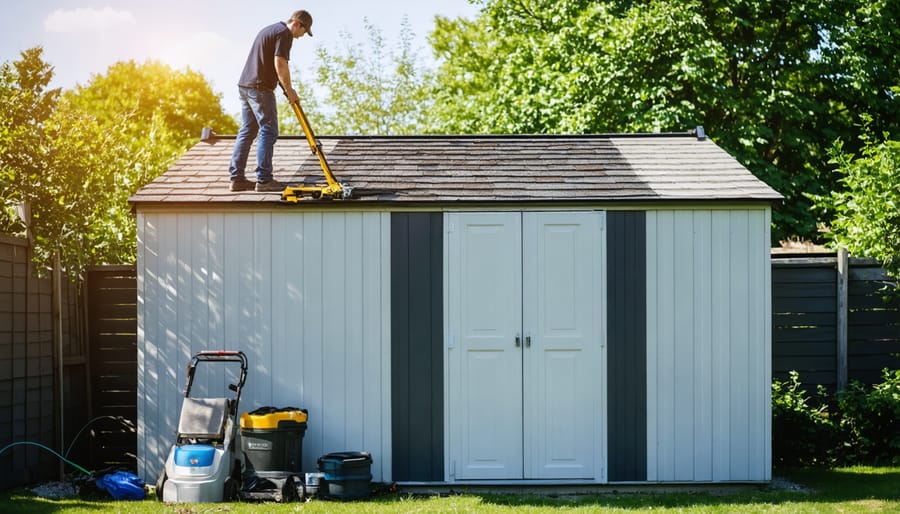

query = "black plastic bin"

[
  {"left": 317, "top": 451, "right": 372, "bottom": 500},
  {"left": 240, "top": 407, "right": 308, "bottom": 478}
]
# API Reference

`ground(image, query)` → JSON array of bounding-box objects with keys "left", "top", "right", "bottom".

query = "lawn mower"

[{"left": 156, "top": 350, "right": 248, "bottom": 503}]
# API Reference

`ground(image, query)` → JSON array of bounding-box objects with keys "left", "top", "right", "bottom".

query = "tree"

[
  {"left": 305, "top": 18, "right": 431, "bottom": 135},
  {"left": 0, "top": 50, "right": 238, "bottom": 274},
  {"left": 0, "top": 47, "right": 59, "bottom": 237},
  {"left": 427, "top": 0, "right": 900, "bottom": 242},
  {"left": 35, "top": 97, "right": 137, "bottom": 272},
  {"left": 0, "top": 47, "right": 136, "bottom": 273},
  {"left": 818, "top": 120, "right": 900, "bottom": 284},
  {"left": 60, "top": 60, "right": 237, "bottom": 270},
  {"left": 277, "top": 76, "right": 321, "bottom": 136},
  {"left": 65, "top": 60, "right": 237, "bottom": 161}
]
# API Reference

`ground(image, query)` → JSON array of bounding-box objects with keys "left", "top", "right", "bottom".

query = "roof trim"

[{"left": 132, "top": 197, "right": 778, "bottom": 213}]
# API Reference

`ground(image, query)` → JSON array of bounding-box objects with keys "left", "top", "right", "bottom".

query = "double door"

[{"left": 446, "top": 211, "right": 604, "bottom": 480}]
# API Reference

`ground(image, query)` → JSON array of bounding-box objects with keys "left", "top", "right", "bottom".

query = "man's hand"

[{"left": 283, "top": 87, "right": 300, "bottom": 105}]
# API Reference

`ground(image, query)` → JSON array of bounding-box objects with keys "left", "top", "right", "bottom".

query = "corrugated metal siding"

[
  {"left": 606, "top": 211, "right": 647, "bottom": 482},
  {"left": 136, "top": 211, "right": 392, "bottom": 483},
  {"left": 646, "top": 210, "right": 772, "bottom": 482},
  {"left": 390, "top": 213, "right": 444, "bottom": 481}
]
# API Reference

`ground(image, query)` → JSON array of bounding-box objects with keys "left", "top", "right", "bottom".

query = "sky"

[{"left": 0, "top": 0, "right": 482, "bottom": 115}]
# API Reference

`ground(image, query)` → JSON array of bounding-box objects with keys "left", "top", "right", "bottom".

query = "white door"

[
  {"left": 447, "top": 211, "right": 604, "bottom": 480},
  {"left": 446, "top": 212, "right": 523, "bottom": 479}
]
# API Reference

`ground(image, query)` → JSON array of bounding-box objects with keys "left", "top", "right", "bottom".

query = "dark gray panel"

[
  {"left": 607, "top": 211, "right": 647, "bottom": 482},
  {"left": 391, "top": 212, "right": 443, "bottom": 481}
]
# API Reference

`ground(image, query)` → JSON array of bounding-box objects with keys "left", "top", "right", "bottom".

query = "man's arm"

[{"left": 275, "top": 56, "right": 299, "bottom": 104}]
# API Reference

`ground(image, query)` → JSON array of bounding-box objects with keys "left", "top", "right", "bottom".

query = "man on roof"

[{"left": 228, "top": 9, "right": 313, "bottom": 192}]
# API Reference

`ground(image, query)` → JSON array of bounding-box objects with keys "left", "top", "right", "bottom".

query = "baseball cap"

[{"left": 293, "top": 10, "right": 313, "bottom": 37}]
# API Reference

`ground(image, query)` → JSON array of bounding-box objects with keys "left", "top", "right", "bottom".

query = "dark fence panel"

[
  {"left": 86, "top": 266, "right": 138, "bottom": 469},
  {"left": 0, "top": 236, "right": 57, "bottom": 489},
  {"left": 847, "top": 265, "right": 900, "bottom": 385},
  {"left": 772, "top": 264, "right": 838, "bottom": 388},
  {"left": 772, "top": 254, "right": 900, "bottom": 392}
]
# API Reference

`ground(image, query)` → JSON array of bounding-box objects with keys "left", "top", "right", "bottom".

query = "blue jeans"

[{"left": 229, "top": 86, "right": 279, "bottom": 182}]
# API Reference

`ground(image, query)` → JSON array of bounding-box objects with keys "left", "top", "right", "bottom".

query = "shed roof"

[{"left": 128, "top": 132, "right": 782, "bottom": 207}]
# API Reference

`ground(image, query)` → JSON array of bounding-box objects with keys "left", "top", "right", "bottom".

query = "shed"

[{"left": 129, "top": 131, "right": 782, "bottom": 485}]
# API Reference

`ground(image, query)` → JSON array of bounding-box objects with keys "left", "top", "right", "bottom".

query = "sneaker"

[
  {"left": 230, "top": 178, "right": 255, "bottom": 192},
  {"left": 255, "top": 179, "right": 287, "bottom": 192}
]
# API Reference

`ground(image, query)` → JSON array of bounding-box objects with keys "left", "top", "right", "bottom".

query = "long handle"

[{"left": 279, "top": 84, "right": 341, "bottom": 190}]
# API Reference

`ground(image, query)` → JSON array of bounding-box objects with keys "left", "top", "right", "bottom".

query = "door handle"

[
  {"left": 525, "top": 335, "right": 531, "bottom": 348},
  {"left": 515, "top": 334, "right": 521, "bottom": 347}
]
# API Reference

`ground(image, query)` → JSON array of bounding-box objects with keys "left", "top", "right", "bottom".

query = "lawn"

[{"left": 2, "top": 466, "right": 898, "bottom": 513}]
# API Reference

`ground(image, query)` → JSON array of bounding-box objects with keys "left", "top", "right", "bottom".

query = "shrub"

[
  {"left": 837, "top": 369, "right": 900, "bottom": 465},
  {"left": 772, "top": 370, "right": 900, "bottom": 467},
  {"left": 771, "top": 371, "right": 840, "bottom": 468}
]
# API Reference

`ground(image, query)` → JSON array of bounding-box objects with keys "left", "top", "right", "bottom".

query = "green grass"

[{"left": 2, "top": 467, "right": 899, "bottom": 513}]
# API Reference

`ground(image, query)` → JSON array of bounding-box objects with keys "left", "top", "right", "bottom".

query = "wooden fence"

[
  {"left": 85, "top": 266, "right": 138, "bottom": 469},
  {"left": 0, "top": 235, "right": 89, "bottom": 489},
  {"left": 772, "top": 251, "right": 900, "bottom": 391},
  {"left": 0, "top": 235, "right": 136, "bottom": 490}
]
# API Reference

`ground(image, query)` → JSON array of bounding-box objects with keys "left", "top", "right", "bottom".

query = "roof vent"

[{"left": 694, "top": 126, "right": 706, "bottom": 140}]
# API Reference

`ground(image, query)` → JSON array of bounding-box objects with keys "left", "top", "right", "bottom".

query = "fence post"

[
  {"left": 836, "top": 247, "right": 849, "bottom": 391},
  {"left": 53, "top": 250, "right": 65, "bottom": 479}
]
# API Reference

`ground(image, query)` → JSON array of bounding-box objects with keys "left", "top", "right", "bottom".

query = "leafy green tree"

[
  {"left": 0, "top": 47, "right": 135, "bottom": 273},
  {"left": 306, "top": 18, "right": 431, "bottom": 135},
  {"left": 818, "top": 121, "right": 900, "bottom": 284},
  {"left": 59, "top": 60, "right": 237, "bottom": 270},
  {"left": 0, "top": 47, "right": 59, "bottom": 237},
  {"left": 428, "top": 0, "right": 900, "bottom": 242},
  {"left": 1, "top": 50, "right": 238, "bottom": 274},
  {"left": 37, "top": 97, "right": 136, "bottom": 272},
  {"left": 65, "top": 60, "right": 237, "bottom": 162},
  {"left": 277, "top": 76, "right": 321, "bottom": 136}
]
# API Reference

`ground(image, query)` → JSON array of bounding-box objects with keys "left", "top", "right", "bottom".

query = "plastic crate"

[{"left": 316, "top": 451, "right": 372, "bottom": 500}]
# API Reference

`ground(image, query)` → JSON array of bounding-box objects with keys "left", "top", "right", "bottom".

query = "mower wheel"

[
  {"left": 282, "top": 476, "right": 297, "bottom": 502},
  {"left": 224, "top": 476, "right": 238, "bottom": 501},
  {"left": 155, "top": 471, "right": 167, "bottom": 502}
]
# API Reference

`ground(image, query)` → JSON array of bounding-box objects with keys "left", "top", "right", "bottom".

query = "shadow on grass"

[
  {"left": 0, "top": 491, "right": 110, "bottom": 514},
  {"left": 471, "top": 468, "right": 900, "bottom": 510}
]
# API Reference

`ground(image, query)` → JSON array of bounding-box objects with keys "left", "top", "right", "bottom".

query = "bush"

[
  {"left": 771, "top": 371, "right": 839, "bottom": 467},
  {"left": 837, "top": 369, "right": 900, "bottom": 465},
  {"left": 772, "top": 369, "right": 900, "bottom": 468}
]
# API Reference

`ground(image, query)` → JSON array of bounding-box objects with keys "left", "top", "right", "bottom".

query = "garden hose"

[{"left": 0, "top": 441, "right": 91, "bottom": 475}]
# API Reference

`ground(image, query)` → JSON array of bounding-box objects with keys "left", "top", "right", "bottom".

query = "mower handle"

[
  {"left": 184, "top": 350, "right": 248, "bottom": 398},
  {"left": 190, "top": 350, "right": 248, "bottom": 366}
]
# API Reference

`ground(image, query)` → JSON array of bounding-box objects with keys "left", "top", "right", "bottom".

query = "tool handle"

[{"left": 278, "top": 83, "right": 341, "bottom": 190}]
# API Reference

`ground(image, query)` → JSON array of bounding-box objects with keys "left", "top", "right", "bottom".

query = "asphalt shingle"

[{"left": 128, "top": 133, "right": 783, "bottom": 206}]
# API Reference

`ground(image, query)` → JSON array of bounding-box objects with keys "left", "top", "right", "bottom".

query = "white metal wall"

[
  {"left": 135, "top": 211, "right": 392, "bottom": 483},
  {"left": 646, "top": 209, "right": 772, "bottom": 482}
]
